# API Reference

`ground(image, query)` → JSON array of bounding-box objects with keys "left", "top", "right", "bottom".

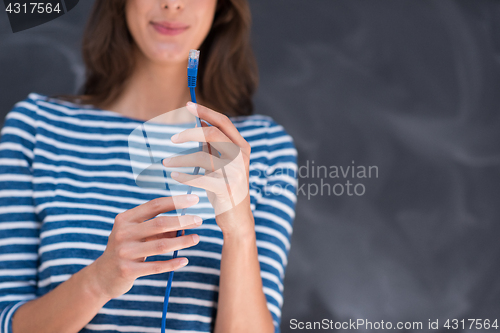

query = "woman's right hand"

[{"left": 90, "top": 194, "right": 202, "bottom": 300}]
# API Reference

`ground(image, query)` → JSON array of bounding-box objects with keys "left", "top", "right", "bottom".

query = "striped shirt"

[{"left": 0, "top": 93, "right": 298, "bottom": 333}]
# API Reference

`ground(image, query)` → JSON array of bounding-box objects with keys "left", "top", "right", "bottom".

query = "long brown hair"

[{"left": 56, "top": 0, "right": 258, "bottom": 116}]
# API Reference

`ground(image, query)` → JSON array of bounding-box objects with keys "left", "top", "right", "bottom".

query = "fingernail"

[
  {"left": 171, "top": 134, "right": 179, "bottom": 142},
  {"left": 178, "top": 258, "right": 188, "bottom": 266},
  {"left": 187, "top": 194, "right": 198, "bottom": 201},
  {"left": 186, "top": 102, "right": 198, "bottom": 115},
  {"left": 194, "top": 216, "right": 203, "bottom": 225},
  {"left": 162, "top": 157, "right": 170, "bottom": 165},
  {"left": 171, "top": 171, "right": 179, "bottom": 177},
  {"left": 191, "top": 234, "right": 200, "bottom": 243}
]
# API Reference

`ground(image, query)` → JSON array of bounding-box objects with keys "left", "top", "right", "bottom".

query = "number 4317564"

[
  {"left": 5, "top": 2, "right": 61, "bottom": 14},
  {"left": 444, "top": 319, "right": 498, "bottom": 330}
]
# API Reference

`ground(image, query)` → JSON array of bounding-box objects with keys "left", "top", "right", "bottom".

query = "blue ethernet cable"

[{"left": 160, "top": 49, "right": 203, "bottom": 333}]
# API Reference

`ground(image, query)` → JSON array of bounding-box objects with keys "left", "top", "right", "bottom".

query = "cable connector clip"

[{"left": 187, "top": 49, "right": 200, "bottom": 88}]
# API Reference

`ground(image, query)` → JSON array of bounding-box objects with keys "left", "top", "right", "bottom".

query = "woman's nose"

[{"left": 162, "top": 0, "right": 184, "bottom": 10}]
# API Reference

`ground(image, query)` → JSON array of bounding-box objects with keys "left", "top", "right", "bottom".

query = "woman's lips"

[{"left": 151, "top": 22, "right": 189, "bottom": 36}]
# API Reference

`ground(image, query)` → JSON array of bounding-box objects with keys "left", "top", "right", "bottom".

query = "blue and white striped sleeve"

[
  {"left": 0, "top": 97, "right": 40, "bottom": 333},
  {"left": 252, "top": 119, "right": 298, "bottom": 333}
]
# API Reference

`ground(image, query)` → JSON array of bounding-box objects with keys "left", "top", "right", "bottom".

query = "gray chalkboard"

[{"left": 1, "top": 0, "right": 500, "bottom": 332}]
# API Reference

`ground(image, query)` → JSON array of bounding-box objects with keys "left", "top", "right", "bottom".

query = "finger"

[
  {"left": 163, "top": 151, "right": 222, "bottom": 171},
  {"left": 125, "top": 234, "right": 200, "bottom": 259},
  {"left": 133, "top": 257, "right": 189, "bottom": 277},
  {"left": 172, "top": 127, "right": 240, "bottom": 160},
  {"left": 133, "top": 214, "right": 203, "bottom": 241},
  {"left": 171, "top": 126, "right": 231, "bottom": 145},
  {"left": 118, "top": 194, "right": 199, "bottom": 224},
  {"left": 170, "top": 171, "right": 224, "bottom": 193},
  {"left": 186, "top": 102, "right": 251, "bottom": 154},
  {"left": 143, "top": 230, "right": 177, "bottom": 242},
  {"left": 201, "top": 123, "right": 222, "bottom": 159}
]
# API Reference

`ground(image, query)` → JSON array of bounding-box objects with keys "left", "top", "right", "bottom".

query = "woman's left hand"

[{"left": 162, "top": 102, "right": 252, "bottom": 233}]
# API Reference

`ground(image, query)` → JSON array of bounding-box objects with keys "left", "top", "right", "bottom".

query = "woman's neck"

[{"left": 103, "top": 49, "right": 196, "bottom": 123}]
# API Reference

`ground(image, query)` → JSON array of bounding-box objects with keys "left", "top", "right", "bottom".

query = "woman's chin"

[{"left": 147, "top": 45, "right": 192, "bottom": 64}]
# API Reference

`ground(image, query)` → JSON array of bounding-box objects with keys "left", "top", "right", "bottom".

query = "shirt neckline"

[
  {"left": 91, "top": 106, "right": 198, "bottom": 127},
  {"left": 41, "top": 93, "right": 199, "bottom": 127}
]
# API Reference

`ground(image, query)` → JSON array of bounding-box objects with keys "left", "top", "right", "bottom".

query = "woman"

[{"left": 0, "top": 0, "right": 298, "bottom": 332}]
